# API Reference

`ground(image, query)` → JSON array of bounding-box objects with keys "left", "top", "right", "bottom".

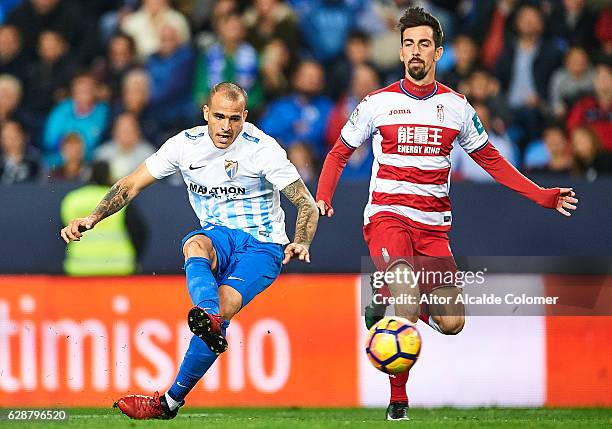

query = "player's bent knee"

[
  {"left": 183, "top": 235, "right": 216, "bottom": 260},
  {"left": 433, "top": 315, "right": 464, "bottom": 335},
  {"left": 219, "top": 285, "right": 243, "bottom": 321}
]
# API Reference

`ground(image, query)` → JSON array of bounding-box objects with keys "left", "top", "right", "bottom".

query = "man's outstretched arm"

[
  {"left": 315, "top": 137, "right": 355, "bottom": 217},
  {"left": 281, "top": 178, "right": 319, "bottom": 264},
  {"left": 469, "top": 143, "right": 578, "bottom": 216},
  {"left": 60, "top": 163, "right": 157, "bottom": 243}
]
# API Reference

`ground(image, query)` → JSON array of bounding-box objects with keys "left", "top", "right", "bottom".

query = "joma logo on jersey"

[
  {"left": 389, "top": 109, "right": 411, "bottom": 115},
  {"left": 189, "top": 183, "right": 246, "bottom": 198}
]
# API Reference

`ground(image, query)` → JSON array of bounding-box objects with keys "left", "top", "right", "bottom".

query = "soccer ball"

[{"left": 365, "top": 317, "right": 421, "bottom": 375}]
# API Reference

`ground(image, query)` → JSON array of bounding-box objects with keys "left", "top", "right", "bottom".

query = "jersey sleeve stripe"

[
  {"left": 340, "top": 134, "right": 359, "bottom": 149},
  {"left": 467, "top": 140, "right": 490, "bottom": 154},
  {"left": 377, "top": 163, "right": 450, "bottom": 185}
]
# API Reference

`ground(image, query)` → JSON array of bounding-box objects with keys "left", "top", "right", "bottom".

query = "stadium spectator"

[
  {"left": 292, "top": 0, "right": 356, "bottom": 64},
  {"left": 60, "top": 160, "right": 138, "bottom": 276},
  {"left": 525, "top": 124, "right": 573, "bottom": 176},
  {"left": 463, "top": 69, "right": 513, "bottom": 136},
  {"left": 0, "top": 120, "right": 40, "bottom": 184},
  {"left": 260, "top": 38, "right": 292, "bottom": 101},
  {"left": 439, "top": 33, "right": 480, "bottom": 91},
  {"left": 146, "top": 24, "right": 195, "bottom": 133},
  {"left": 43, "top": 73, "right": 109, "bottom": 167},
  {"left": 287, "top": 141, "right": 317, "bottom": 182},
  {"left": 259, "top": 60, "right": 333, "bottom": 157},
  {"left": 120, "top": 0, "right": 191, "bottom": 59},
  {"left": 548, "top": 46, "right": 594, "bottom": 118},
  {"left": 91, "top": 33, "right": 140, "bottom": 103},
  {"left": 326, "top": 31, "right": 377, "bottom": 100},
  {"left": 495, "top": 4, "right": 563, "bottom": 147},
  {"left": 594, "top": 6, "right": 611, "bottom": 55},
  {"left": 326, "top": 63, "right": 379, "bottom": 149},
  {"left": 325, "top": 63, "right": 378, "bottom": 181},
  {"left": 95, "top": 112, "right": 155, "bottom": 182},
  {"left": 49, "top": 132, "right": 90, "bottom": 182},
  {"left": 471, "top": 0, "right": 517, "bottom": 70},
  {"left": 0, "top": 74, "right": 25, "bottom": 125},
  {"left": 112, "top": 68, "right": 162, "bottom": 146},
  {"left": 243, "top": 0, "right": 300, "bottom": 56},
  {"left": 0, "top": 25, "right": 27, "bottom": 80},
  {"left": 22, "top": 30, "right": 73, "bottom": 122},
  {"left": 566, "top": 59, "right": 612, "bottom": 151},
  {"left": 451, "top": 103, "right": 519, "bottom": 182},
  {"left": 546, "top": 0, "right": 597, "bottom": 49},
  {"left": 6, "top": 0, "right": 97, "bottom": 65},
  {"left": 193, "top": 13, "right": 262, "bottom": 111},
  {"left": 570, "top": 125, "right": 612, "bottom": 181}
]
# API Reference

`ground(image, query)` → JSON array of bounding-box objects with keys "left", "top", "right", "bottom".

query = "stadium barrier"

[
  {"left": 0, "top": 275, "right": 610, "bottom": 407},
  {"left": 1, "top": 178, "right": 611, "bottom": 274}
]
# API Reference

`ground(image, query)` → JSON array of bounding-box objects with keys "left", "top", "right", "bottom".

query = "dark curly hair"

[{"left": 398, "top": 7, "right": 444, "bottom": 48}]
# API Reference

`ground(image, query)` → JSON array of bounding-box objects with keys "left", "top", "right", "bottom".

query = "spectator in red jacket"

[{"left": 566, "top": 59, "right": 612, "bottom": 151}]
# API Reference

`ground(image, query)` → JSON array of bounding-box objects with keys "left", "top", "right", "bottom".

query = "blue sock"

[
  {"left": 167, "top": 320, "right": 230, "bottom": 402},
  {"left": 184, "top": 257, "right": 219, "bottom": 313}
]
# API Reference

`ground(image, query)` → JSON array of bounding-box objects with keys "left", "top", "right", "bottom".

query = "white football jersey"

[
  {"left": 145, "top": 122, "right": 300, "bottom": 244},
  {"left": 341, "top": 79, "right": 489, "bottom": 231}
]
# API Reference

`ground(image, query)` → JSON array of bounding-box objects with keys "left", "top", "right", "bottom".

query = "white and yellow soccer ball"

[{"left": 365, "top": 317, "right": 421, "bottom": 375}]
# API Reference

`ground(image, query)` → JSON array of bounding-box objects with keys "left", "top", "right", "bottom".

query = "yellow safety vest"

[{"left": 61, "top": 185, "right": 136, "bottom": 276}]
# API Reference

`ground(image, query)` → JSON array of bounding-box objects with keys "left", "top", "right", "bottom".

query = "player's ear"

[
  {"left": 203, "top": 105, "right": 209, "bottom": 122},
  {"left": 434, "top": 46, "right": 443, "bottom": 62},
  {"left": 242, "top": 109, "right": 248, "bottom": 121}
]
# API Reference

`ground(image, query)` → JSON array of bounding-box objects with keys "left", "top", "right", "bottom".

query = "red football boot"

[
  {"left": 114, "top": 391, "right": 181, "bottom": 420},
  {"left": 187, "top": 306, "right": 228, "bottom": 354}
]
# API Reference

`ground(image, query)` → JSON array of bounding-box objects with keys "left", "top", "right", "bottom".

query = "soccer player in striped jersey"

[
  {"left": 316, "top": 7, "right": 578, "bottom": 421},
  {"left": 60, "top": 82, "right": 319, "bottom": 419}
]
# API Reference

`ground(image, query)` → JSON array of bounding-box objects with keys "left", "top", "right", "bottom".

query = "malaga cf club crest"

[{"left": 224, "top": 160, "right": 238, "bottom": 179}]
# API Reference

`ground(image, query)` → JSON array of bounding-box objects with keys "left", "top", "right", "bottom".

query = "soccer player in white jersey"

[
  {"left": 316, "top": 7, "right": 578, "bottom": 421},
  {"left": 60, "top": 82, "right": 319, "bottom": 419}
]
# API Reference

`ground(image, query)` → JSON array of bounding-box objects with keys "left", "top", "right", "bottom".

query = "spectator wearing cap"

[
  {"left": 567, "top": 60, "right": 612, "bottom": 152},
  {"left": 259, "top": 61, "right": 333, "bottom": 158},
  {"left": 0, "top": 120, "right": 40, "bottom": 184},
  {"left": 43, "top": 73, "right": 109, "bottom": 167}
]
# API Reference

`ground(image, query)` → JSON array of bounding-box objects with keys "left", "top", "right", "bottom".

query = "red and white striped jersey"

[{"left": 340, "top": 79, "right": 489, "bottom": 231}]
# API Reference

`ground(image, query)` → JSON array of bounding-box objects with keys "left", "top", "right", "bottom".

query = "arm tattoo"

[
  {"left": 90, "top": 180, "right": 133, "bottom": 224},
  {"left": 281, "top": 179, "right": 319, "bottom": 246}
]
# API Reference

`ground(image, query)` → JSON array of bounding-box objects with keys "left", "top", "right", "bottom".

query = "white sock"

[{"left": 164, "top": 392, "right": 180, "bottom": 411}]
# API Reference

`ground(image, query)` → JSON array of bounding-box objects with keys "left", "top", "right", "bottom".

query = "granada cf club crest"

[
  {"left": 437, "top": 104, "right": 444, "bottom": 122},
  {"left": 224, "top": 160, "right": 238, "bottom": 178}
]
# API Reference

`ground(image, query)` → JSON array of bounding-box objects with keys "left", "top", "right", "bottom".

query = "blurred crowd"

[{"left": 0, "top": 0, "right": 611, "bottom": 187}]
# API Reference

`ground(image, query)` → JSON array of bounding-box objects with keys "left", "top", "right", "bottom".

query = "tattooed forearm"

[
  {"left": 90, "top": 179, "right": 134, "bottom": 224},
  {"left": 281, "top": 179, "right": 319, "bottom": 245}
]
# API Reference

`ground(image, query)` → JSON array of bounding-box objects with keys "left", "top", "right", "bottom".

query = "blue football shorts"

[{"left": 181, "top": 222, "right": 284, "bottom": 307}]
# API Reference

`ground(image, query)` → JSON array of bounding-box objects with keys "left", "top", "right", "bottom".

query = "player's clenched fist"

[
  {"left": 60, "top": 216, "right": 97, "bottom": 243},
  {"left": 283, "top": 242, "right": 310, "bottom": 264}
]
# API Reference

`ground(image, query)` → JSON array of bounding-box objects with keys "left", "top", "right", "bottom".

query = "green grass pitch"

[{"left": 1, "top": 407, "right": 610, "bottom": 428}]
